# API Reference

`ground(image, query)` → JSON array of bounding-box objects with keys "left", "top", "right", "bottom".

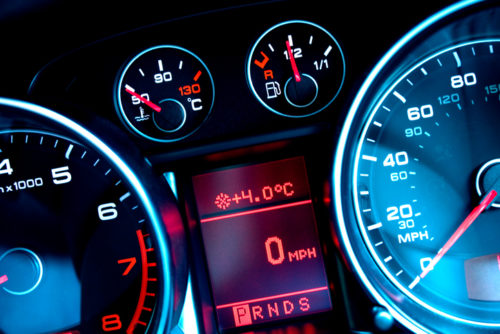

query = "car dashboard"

[{"left": 0, "top": 1, "right": 499, "bottom": 333}]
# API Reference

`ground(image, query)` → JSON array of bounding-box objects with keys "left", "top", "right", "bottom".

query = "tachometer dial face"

[
  {"left": 116, "top": 45, "right": 214, "bottom": 142},
  {"left": 344, "top": 39, "right": 500, "bottom": 327},
  {"left": 247, "top": 20, "right": 345, "bottom": 117},
  {"left": 0, "top": 130, "right": 161, "bottom": 333}
]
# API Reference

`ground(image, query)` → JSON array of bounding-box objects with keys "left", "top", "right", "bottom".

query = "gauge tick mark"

[
  {"left": 453, "top": 52, "right": 462, "bottom": 67},
  {"left": 194, "top": 70, "right": 202, "bottom": 82},
  {"left": 324, "top": 45, "right": 333, "bottom": 57},
  {"left": 362, "top": 155, "right": 377, "bottom": 162},
  {"left": 393, "top": 91, "right": 406, "bottom": 103},
  {"left": 368, "top": 222, "right": 382, "bottom": 231},
  {"left": 65, "top": 144, "right": 74, "bottom": 160},
  {"left": 409, "top": 276, "right": 420, "bottom": 289},
  {"left": 120, "top": 192, "right": 131, "bottom": 202}
]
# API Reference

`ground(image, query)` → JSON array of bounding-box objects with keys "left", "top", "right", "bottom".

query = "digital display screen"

[{"left": 192, "top": 157, "right": 332, "bottom": 330}]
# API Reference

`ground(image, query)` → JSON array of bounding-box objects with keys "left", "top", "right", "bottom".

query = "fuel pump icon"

[{"left": 265, "top": 81, "right": 281, "bottom": 99}]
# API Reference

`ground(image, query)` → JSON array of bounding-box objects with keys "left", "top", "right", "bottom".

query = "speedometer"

[
  {"left": 355, "top": 38, "right": 500, "bottom": 325},
  {"left": 334, "top": 1, "right": 500, "bottom": 333}
]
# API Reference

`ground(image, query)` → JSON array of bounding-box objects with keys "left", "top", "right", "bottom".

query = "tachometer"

[
  {"left": 334, "top": 1, "right": 500, "bottom": 332},
  {"left": 0, "top": 99, "right": 184, "bottom": 333}
]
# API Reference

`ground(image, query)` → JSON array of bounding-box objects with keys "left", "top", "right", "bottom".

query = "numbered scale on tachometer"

[
  {"left": 116, "top": 45, "right": 215, "bottom": 142},
  {"left": 0, "top": 131, "right": 162, "bottom": 333},
  {"left": 247, "top": 20, "right": 345, "bottom": 117}
]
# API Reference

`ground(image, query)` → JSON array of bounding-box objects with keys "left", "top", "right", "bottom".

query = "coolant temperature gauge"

[
  {"left": 116, "top": 45, "right": 214, "bottom": 142},
  {"left": 247, "top": 20, "right": 345, "bottom": 117}
]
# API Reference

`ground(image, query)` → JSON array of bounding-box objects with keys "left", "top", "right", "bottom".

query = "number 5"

[{"left": 52, "top": 166, "right": 72, "bottom": 184}]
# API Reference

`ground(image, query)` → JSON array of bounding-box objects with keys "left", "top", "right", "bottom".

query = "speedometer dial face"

[
  {"left": 351, "top": 39, "right": 500, "bottom": 326},
  {"left": 0, "top": 130, "right": 161, "bottom": 333}
]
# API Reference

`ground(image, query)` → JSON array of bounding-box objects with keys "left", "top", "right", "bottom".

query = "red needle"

[
  {"left": 420, "top": 189, "right": 498, "bottom": 279},
  {"left": 286, "top": 40, "right": 301, "bottom": 82},
  {"left": 0, "top": 274, "right": 7, "bottom": 285},
  {"left": 124, "top": 87, "right": 162, "bottom": 112}
]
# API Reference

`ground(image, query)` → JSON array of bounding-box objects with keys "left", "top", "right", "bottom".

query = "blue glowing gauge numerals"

[
  {"left": 116, "top": 45, "right": 215, "bottom": 142},
  {"left": 353, "top": 39, "right": 500, "bottom": 327},
  {"left": 247, "top": 20, "right": 345, "bottom": 117}
]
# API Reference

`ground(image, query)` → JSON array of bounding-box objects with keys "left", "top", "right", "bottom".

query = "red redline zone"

[
  {"left": 200, "top": 199, "right": 312, "bottom": 223},
  {"left": 216, "top": 286, "right": 329, "bottom": 310}
]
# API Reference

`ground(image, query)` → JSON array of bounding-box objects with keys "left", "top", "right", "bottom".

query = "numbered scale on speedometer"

[
  {"left": 0, "top": 130, "right": 162, "bottom": 333},
  {"left": 116, "top": 45, "right": 215, "bottom": 142},
  {"left": 351, "top": 39, "right": 500, "bottom": 327}
]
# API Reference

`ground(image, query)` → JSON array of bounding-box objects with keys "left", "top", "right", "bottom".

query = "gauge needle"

[
  {"left": 0, "top": 274, "right": 7, "bottom": 285},
  {"left": 286, "top": 40, "right": 301, "bottom": 82},
  {"left": 420, "top": 189, "right": 498, "bottom": 279},
  {"left": 124, "top": 86, "right": 162, "bottom": 112}
]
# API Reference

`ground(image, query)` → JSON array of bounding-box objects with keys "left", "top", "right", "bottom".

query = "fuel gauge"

[
  {"left": 247, "top": 20, "right": 345, "bottom": 117},
  {"left": 116, "top": 45, "right": 214, "bottom": 142}
]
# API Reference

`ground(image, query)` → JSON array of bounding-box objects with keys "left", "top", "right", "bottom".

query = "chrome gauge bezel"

[
  {"left": 0, "top": 97, "right": 180, "bottom": 333},
  {"left": 333, "top": 0, "right": 500, "bottom": 333}
]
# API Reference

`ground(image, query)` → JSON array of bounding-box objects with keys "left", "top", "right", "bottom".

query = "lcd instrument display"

[{"left": 192, "top": 157, "right": 331, "bottom": 330}]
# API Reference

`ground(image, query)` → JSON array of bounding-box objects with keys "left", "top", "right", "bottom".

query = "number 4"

[{"left": 0, "top": 158, "right": 13, "bottom": 175}]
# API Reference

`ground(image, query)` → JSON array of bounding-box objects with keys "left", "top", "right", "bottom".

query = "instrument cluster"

[{"left": 1, "top": 0, "right": 499, "bottom": 333}]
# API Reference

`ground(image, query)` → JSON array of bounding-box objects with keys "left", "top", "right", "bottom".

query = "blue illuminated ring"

[{"left": 0, "top": 247, "right": 43, "bottom": 296}]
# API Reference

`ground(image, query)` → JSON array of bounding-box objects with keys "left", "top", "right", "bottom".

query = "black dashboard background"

[{"left": 0, "top": 0, "right": 465, "bottom": 333}]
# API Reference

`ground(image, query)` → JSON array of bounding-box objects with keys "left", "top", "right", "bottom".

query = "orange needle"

[
  {"left": 125, "top": 86, "right": 162, "bottom": 112},
  {"left": 0, "top": 274, "right": 7, "bottom": 285},
  {"left": 420, "top": 189, "right": 497, "bottom": 279}
]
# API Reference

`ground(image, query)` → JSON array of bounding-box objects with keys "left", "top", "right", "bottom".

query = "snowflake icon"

[{"left": 214, "top": 193, "right": 231, "bottom": 210}]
